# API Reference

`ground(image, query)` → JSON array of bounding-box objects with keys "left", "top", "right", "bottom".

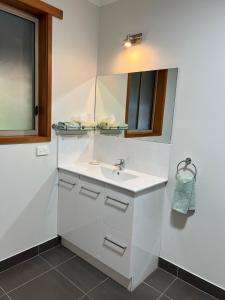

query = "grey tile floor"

[{"left": 0, "top": 246, "right": 218, "bottom": 300}]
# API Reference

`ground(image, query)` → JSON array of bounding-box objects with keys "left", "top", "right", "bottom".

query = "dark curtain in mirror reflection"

[{"left": 127, "top": 71, "right": 156, "bottom": 131}]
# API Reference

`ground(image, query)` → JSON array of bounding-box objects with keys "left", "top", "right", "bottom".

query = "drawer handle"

[
  {"left": 59, "top": 179, "right": 76, "bottom": 187},
  {"left": 80, "top": 186, "right": 100, "bottom": 196},
  {"left": 106, "top": 196, "right": 129, "bottom": 207},
  {"left": 104, "top": 236, "right": 127, "bottom": 251}
]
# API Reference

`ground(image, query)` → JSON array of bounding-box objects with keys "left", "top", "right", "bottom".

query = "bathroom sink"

[
  {"left": 58, "top": 162, "right": 168, "bottom": 193},
  {"left": 99, "top": 166, "right": 138, "bottom": 182}
]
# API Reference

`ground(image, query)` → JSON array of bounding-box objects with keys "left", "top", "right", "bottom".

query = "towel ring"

[{"left": 176, "top": 157, "right": 197, "bottom": 179}]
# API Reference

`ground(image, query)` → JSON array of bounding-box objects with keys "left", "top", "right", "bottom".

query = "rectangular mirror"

[{"left": 95, "top": 68, "right": 178, "bottom": 144}]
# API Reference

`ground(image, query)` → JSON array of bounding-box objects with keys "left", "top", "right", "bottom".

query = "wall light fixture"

[{"left": 123, "top": 33, "right": 143, "bottom": 47}]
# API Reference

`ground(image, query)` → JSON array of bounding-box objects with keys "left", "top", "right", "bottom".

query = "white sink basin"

[
  {"left": 58, "top": 162, "right": 168, "bottom": 193},
  {"left": 100, "top": 166, "right": 138, "bottom": 183}
]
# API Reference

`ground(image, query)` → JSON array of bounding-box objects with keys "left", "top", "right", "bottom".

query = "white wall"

[
  {"left": 95, "top": 73, "right": 128, "bottom": 123},
  {"left": 49, "top": 0, "right": 99, "bottom": 124},
  {"left": 93, "top": 135, "right": 170, "bottom": 179},
  {"left": 58, "top": 135, "right": 95, "bottom": 166},
  {"left": 0, "top": 0, "right": 99, "bottom": 261},
  {"left": 98, "top": 0, "right": 225, "bottom": 289}
]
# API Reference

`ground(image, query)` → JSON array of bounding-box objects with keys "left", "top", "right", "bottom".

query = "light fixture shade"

[
  {"left": 124, "top": 35, "right": 132, "bottom": 47},
  {"left": 123, "top": 33, "right": 142, "bottom": 47}
]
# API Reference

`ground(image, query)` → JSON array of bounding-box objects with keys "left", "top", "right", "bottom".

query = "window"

[
  {"left": 0, "top": 5, "right": 38, "bottom": 136},
  {"left": 0, "top": 0, "right": 63, "bottom": 144},
  {"left": 125, "top": 69, "right": 168, "bottom": 138}
]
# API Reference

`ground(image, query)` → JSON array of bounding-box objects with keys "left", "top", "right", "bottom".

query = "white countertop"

[{"left": 58, "top": 162, "right": 168, "bottom": 193}]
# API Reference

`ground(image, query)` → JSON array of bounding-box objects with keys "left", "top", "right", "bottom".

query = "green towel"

[
  {"left": 97, "top": 121, "right": 109, "bottom": 129},
  {"left": 97, "top": 121, "right": 128, "bottom": 130},
  {"left": 57, "top": 122, "right": 81, "bottom": 130},
  {"left": 172, "top": 173, "right": 196, "bottom": 214}
]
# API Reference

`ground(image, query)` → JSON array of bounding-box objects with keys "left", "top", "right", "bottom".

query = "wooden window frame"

[
  {"left": 125, "top": 69, "right": 168, "bottom": 138},
  {"left": 0, "top": 0, "right": 63, "bottom": 144}
]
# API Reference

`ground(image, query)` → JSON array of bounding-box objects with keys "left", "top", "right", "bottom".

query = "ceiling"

[{"left": 88, "top": 0, "right": 119, "bottom": 7}]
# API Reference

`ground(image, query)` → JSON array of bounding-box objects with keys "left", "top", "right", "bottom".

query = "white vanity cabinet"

[
  {"left": 58, "top": 168, "right": 165, "bottom": 291},
  {"left": 58, "top": 171, "right": 79, "bottom": 236},
  {"left": 101, "top": 187, "right": 134, "bottom": 279},
  {"left": 58, "top": 173, "right": 104, "bottom": 260}
]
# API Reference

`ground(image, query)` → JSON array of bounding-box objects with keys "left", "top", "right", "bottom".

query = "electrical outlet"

[{"left": 36, "top": 145, "right": 49, "bottom": 156}]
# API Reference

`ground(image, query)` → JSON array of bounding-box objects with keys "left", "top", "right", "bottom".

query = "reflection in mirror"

[
  {"left": 127, "top": 71, "right": 156, "bottom": 131},
  {"left": 95, "top": 68, "right": 178, "bottom": 144},
  {"left": 125, "top": 69, "right": 168, "bottom": 138}
]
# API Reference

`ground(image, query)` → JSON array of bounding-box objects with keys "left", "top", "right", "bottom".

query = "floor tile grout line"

[
  {"left": 0, "top": 287, "right": 5, "bottom": 298},
  {"left": 143, "top": 267, "right": 178, "bottom": 298},
  {"left": 84, "top": 277, "right": 109, "bottom": 297},
  {"left": 0, "top": 283, "right": 7, "bottom": 298},
  {"left": 158, "top": 293, "right": 173, "bottom": 300},
  {"left": 0, "top": 283, "right": 14, "bottom": 300},
  {"left": 4, "top": 293, "right": 12, "bottom": 300},
  {"left": 0, "top": 254, "right": 40, "bottom": 276},
  {"left": 54, "top": 268, "right": 87, "bottom": 296},
  {"left": 38, "top": 244, "right": 60, "bottom": 255},
  {"left": 5, "top": 255, "right": 77, "bottom": 296},
  {"left": 156, "top": 277, "right": 177, "bottom": 300},
  {"left": 0, "top": 244, "right": 62, "bottom": 276},
  {"left": 143, "top": 282, "right": 163, "bottom": 294},
  {"left": 162, "top": 277, "right": 177, "bottom": 295},
  {"left": 41, "top": 253, "right": 109, "bottom": 300},
  {"left": 0, "top": 262, "right": 174, "bottom": 300},
  {"left": 79, "top": 294, "right": 94, "bottom": 300},
  {"left": 77, "top": 278, "right": 109, "bottom": 300},
  {"left": 39, "top": 253, "right": 76, "bottom": 269},
  {"left": 78, "top": 293, "right": 94, "bottom": 300},
  {"left": 0, "top": 255, "right": 218, "bottom": 300},
  {"left": 6, "top": 268, "right": 54, "bottom": 294},
  {"left": 0, "top": 288, "right": 6, "bottom": 299},
  {"left": 175, "top": 277, "right": 219, "bottom": 300}
]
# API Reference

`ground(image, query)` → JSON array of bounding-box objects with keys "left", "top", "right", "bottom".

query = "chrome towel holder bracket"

[{"left": 176, "top": 157, "right": 197, "bottom": 179}]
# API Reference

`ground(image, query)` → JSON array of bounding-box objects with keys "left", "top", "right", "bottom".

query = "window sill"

[{"left": 0, "top": 135, "right": 51, "bottom": 145}]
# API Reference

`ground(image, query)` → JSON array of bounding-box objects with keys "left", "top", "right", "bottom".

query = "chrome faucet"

[{"left": 114, "top": 159, "right": 125, "bottom": 171}]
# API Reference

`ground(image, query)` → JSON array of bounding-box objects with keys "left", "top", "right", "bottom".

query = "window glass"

[{"left": 0, "top": 8, "right": 36, "bottom": 132}]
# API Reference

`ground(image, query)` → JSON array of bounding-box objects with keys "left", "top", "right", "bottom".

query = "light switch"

[{"left": 36, "top": 145, "right": 49, "bottom": 156}]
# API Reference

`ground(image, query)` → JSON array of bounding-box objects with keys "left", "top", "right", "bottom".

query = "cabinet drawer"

[
  {"left": 68, "top": 176, "right": 103, "bottom": 259},
  {"left": 79, "top": 176, "right": 104, "bottom": 200},
  {"left": 58, "top": 171, "right": 79, "bottom": 236},
  {"left": 60, "top": 176, "right": 104, "bottom": 259},
  {"left": 103, "top": 186, "right": 134, "bottom": 237},
  {"left": 101, "top": 226, "right": 131, "bottom": 278},
  {"left": 59, "top": 170, "right": 79, "bottom": 188}
]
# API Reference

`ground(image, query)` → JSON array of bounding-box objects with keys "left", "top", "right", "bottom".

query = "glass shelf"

[
  {"left": 53, "top": 125, "right": 127, "bottom": 136},
  {"left": 55, "top": 129, "right": 89, "bottom": 136}
]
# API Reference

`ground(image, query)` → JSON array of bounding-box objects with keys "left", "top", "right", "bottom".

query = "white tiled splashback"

[
  {"left": 58, "top": 134, "right": 171, "bottom": 178},
  {"left": 93, "top": 135, "right": 171, "bottom": 178},
  {"left": 58, "top": 135, "right": 94, "bottom": 165}
]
